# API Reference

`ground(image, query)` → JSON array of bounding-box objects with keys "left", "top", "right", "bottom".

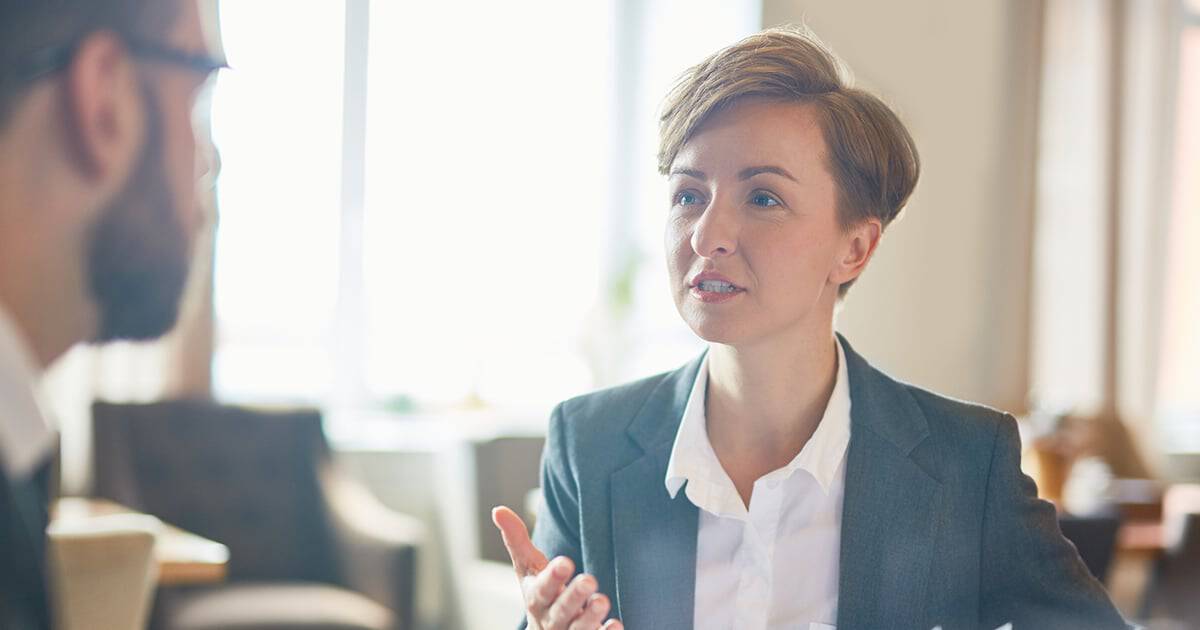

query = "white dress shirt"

[
  {"left": 0, "top": 303, "right": 55, "bottom": 480},
  {"left": 665, "top": 338, "right": 852, "bottom": 630}
]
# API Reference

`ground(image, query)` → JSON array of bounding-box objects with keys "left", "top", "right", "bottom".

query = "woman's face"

[{"left": 665, "top": 98, "right": 876, "bottom": 349}]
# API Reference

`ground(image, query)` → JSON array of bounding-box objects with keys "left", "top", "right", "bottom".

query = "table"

[{"left": 52, "top": 497, "right": 229, "bottom": 585}]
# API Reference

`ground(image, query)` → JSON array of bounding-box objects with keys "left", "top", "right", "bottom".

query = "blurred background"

[{"left": 39, "top": 0, "right": 1200, "bottom": 629}]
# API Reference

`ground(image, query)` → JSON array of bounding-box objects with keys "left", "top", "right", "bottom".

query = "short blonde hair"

[{"left": 658, "top": 27, "right": 920, "bottom": 294}]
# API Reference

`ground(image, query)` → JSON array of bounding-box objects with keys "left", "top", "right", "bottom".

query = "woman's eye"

[{"left": 751, "top": 193, "right": 780, "bottom": 208}]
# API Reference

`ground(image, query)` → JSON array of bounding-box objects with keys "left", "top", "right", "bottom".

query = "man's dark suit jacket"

[
  {"left": 0, "top": 460, "right": 52, "bottom": 630},
  {"left": 526, "top": 335, "right": 1132, "bottom": 629}
]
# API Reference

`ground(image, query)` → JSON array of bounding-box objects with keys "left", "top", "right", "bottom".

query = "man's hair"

[
  {"left": 0, "top": 0, "right": 182, "bottom": 126},
  {"left": 658, "top": 26, "right": 920, "bottom": 296}
]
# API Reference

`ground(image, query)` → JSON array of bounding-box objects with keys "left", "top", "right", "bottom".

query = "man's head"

[{"left": 0, "top": 0, "right": 223, "bottom": 362}]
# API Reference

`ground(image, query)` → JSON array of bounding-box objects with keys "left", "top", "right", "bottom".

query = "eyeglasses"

[{"left": 15, "top": 35, "right": 229, "bottom": 85}]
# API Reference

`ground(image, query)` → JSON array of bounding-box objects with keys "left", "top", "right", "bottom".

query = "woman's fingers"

[
  {"left": 567, "top": 593, "right": 612, "bottom": 630},
  {"left": 545, "top": 573, "right": 597, "bottom": 629},
  {"left": 492, "top": 505, "right": 548, "bottom": 577},
  {"left": 526, "top": 556, "right": 574, "bottom": 612},
  {"left": 491, "top": 506, "right": 612, "bottom": 630}
]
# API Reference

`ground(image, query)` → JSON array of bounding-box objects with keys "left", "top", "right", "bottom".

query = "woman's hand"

[{"left": 492, "top": 506, "right": 623, "bottom": 630}]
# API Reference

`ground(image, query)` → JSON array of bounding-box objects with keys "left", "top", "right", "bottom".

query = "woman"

[{"left": 494, "top": 27, "right": 1131, "bottom": 630}]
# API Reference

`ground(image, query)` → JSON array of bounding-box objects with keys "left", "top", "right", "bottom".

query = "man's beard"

[{"left": 87, "top": 86, "right": 192, "bottom": 343}]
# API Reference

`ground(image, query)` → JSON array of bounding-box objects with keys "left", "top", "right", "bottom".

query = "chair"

[
  {"left": 1057, "top": 512, "right": 1121, "bottom": 584},
  {"left": 47, "top": 513, "right": 159, "bottom": 630},
  {"left": 434, "top": 435, "right": 542, "bottom": 630},
  {"left": 469, "top": 436, "right": 545, "bottom": 564},
  {"left": 91, "top": 400, "right": 425, "bottom": 630}
]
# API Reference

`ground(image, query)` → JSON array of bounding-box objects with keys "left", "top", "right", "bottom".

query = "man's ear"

[
  {"left": 831, "top": 218, "right": 882, "bottom": 287},
  {"left": 63, "top": 31, "right": 144, "bottom": 187}
]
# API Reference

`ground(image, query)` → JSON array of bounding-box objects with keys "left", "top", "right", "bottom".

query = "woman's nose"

[{"left": 690, "top": 199, "right": 738, "bottom": 258}]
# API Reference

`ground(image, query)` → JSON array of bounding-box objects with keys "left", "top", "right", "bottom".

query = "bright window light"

[
  {"left": 210, "top": 0, "right": 757, "bottom": 416},
  {"left": 361, "top": 1, "right": 613, "bottom": 411},
  {"left": 211, "top": 1, "right": 346, "bottom": 402},
  {"left": 1157, "top": 19, "right": 1200, "bottom": 442}
]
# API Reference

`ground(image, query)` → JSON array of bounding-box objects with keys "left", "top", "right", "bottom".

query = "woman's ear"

[{"left": 831, "top": 218, "right": 882, "bottom": 287}]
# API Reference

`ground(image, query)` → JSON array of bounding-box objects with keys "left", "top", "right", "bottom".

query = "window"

[
  {"left": 360, "top": 0, "right": 613, "bottom": 411},
  {"left": 211, "top": 1, "right": 758, "bottom": 417},
  {"left": 1156, "top": 1, "right": 1200, "bottom": 448},
  {"left": 1029, "top": 0, "right": 1200, "bottom": 455},
  {"left": 211, "top": 1, "right": 346, "bottom": 403}
]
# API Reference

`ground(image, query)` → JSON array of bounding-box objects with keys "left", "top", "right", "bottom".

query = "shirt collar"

[
  {"left": 0, "top": 303, "right": 55, "bottom": 480},
  {"left": 664, "top": 337, "right": 853, "bottom": 508}
]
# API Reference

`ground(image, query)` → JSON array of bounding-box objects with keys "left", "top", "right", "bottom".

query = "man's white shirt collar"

[
  {"left": 0, "top": 303, "right": 55, "bottom": 479},
  {"left": 665, "top": 337, "right": 852, "bottom": 519}
]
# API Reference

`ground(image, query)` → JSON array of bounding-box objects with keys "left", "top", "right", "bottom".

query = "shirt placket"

[{"left": 734, "top": 476, "right": 784, "bottom": 629}]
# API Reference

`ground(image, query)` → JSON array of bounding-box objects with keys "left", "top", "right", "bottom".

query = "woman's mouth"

[
  {"left": 696, "top": 280, "right": 740, "bottom": 293},
  {"left": 689, "top": 275, "right": 746, "bottom": 303}
]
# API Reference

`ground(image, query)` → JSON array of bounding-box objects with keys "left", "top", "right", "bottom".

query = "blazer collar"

[
  {"left": 836, "top": 332, "right": 930, "bottom": 456},
  {"left": 625, "top": 334, "right": 930, "bottom": 458},
  {"left": 624, "top": 352, "right": 705, "bottom": 454}
]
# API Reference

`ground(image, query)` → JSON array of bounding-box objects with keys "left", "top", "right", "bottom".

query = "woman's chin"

[
  {"left": 676, "top": 299, "right": 763, "bottom": 345},
  {"left": 684, "top": 318, "right": 749, "bottom": 346}
]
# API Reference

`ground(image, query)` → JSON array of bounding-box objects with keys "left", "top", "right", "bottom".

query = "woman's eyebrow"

[
  {"left": 739, "top": 165, "right": 798, "bottom": 182},
  {"left": 668, "top": 167, "right": 706, "bottom": 180}
]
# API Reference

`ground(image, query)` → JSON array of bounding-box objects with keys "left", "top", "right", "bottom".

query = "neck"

[
  {"left": 705, "top": 319, "right": 840, "bottom": 465},
  {"left": 0, "top": 240, "right": 96, "bottom": 371},
  {"left": 0, "top": 151, "right": 97, "bottom": 370}
]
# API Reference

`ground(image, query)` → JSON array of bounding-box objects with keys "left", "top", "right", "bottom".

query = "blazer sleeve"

[
  {"left": 979, "top": 414, "right": 1134, "bottom": 630},
  {"left": 518, "top": 402, "right": 585, "bottom": 629}
]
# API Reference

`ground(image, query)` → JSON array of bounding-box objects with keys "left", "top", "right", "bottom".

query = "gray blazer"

[{"left": 526, "top": 335, "right": 1131, "bottom": 630}]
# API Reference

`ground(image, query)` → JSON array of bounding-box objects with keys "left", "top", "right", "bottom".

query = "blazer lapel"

[
  {"left": 610, "top": 355, "right": 703, "bottom": 630},
  {"left": 836, "top": 335, "right": 944, "bottom": 630},
  {"left": 605, "top": 341, "right": 945, "bottom": 628},
  {"left": 0, "top": 459, "right": 53, "bottom": 630}
]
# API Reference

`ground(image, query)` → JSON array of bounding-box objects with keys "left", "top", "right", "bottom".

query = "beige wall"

[{"left": 763, "top": 0, "right": 1043, "bottom": 413}]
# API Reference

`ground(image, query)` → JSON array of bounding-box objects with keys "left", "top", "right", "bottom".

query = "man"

[{"left": 0, "top": 1, "right": 226, "bottom": 627}]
